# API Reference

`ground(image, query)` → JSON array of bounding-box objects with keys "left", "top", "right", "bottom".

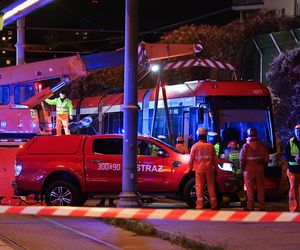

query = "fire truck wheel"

[
  {"left": 45, "top": 180, "right": 80, "bottom": 206},
  {"left": 182, "top": 178, "right": 211, "bottom": 208}
]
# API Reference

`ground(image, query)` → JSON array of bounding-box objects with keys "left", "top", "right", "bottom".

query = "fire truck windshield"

[{"left": 218, "top": 109, "right": 274, "bottom": 151}]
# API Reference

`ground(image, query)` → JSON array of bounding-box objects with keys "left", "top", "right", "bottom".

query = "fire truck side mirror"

[{"left": 197, "top": 107, "right": 204, "bottom": 124}]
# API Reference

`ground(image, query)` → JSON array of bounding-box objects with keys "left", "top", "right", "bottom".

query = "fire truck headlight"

[
  {"left": 218, "top": 163, "right": 233, "bottom": 172},
  {"left": 15, "top": 160, "right": 23, "bottom": 176}
]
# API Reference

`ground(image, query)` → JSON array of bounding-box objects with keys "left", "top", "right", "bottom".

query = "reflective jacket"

[
  {"left": 284, "top": 137, "right": 300, "bottom": 174},
  {"left": 240, "top": 137, "right": 269, "bottom": 171},
  {"left": 45, "top": 98, "right": 73, "bottom": 115},
  {"left": 189, "top": 140, "right": 217, "bottom": 173},
  {"left": 214, "top": 143, "right": 220, "bottom": 156},
  {"left": 226, "top": 149, "right": 240, "bottom": 170}
]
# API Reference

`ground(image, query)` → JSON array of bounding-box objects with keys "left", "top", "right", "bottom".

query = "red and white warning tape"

[
  {"left": 163, "top": 58, "right": 235, "bottom": 71},
  {"left": 0, "top": 206, "right": 299, "bottom": 222}
]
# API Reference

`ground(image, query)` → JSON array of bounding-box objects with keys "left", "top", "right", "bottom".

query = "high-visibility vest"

[
  {"left": 45, "top": 98, "right": 73, "bottom": 115},
  {"left": 214, "top": 143, "right": 220, "bottom": 156},
  {"left": 289, "top": 138, "right": 300, "bottom": 166},
  {"left": 228, "top": 150, "right": 240, "bottom": 169}
]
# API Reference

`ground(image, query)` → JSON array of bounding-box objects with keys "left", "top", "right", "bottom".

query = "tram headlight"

[{"left": 218, "top": 162, "right": 233, "bottom": 172}]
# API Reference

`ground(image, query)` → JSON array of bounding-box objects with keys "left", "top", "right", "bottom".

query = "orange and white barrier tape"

[{"left": 0, "top": 206, "right": 299, "bottom": 222}]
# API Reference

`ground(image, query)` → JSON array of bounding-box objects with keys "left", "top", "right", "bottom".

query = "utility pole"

[
  {"left": 118, "top": 0, "right": 140, "bottom": 207},
  {"left": 16, "top": 17, "right": 25, "bottom": 65}
]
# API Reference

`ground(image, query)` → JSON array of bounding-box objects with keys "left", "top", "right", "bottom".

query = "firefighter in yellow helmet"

[
  {"left": 284, "top": 124, "right": 300, "bottom": 212},
  {"left": 175, "top": 136, "right": 189, "bottom": 154},
  {"left": 188, "top": 127, "right": 218, "bottom": 209},
  {"left": 45, "top": 90, "right": 73, "bottom": 136}
]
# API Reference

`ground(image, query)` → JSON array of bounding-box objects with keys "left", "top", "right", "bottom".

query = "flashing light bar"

[{"left": 0, "top": 0, "right": 54, "bottom": 29}]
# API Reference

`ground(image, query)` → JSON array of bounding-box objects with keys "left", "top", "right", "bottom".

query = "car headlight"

[
  {"left": 15, "top": 160, "right": 23, "bottom": 176},
  {"left": 218, "top": 162, "right": 233, "bottom": 172}
]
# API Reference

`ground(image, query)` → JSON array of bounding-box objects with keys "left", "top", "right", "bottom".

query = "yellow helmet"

[
  {"left": 196, "top": 127, "right": 207, "bottom": 136},
  {"left": 295, "top": 124, "right": 300, "bottom": 129}
]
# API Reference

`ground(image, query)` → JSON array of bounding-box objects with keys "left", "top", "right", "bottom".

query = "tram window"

[
  {"left": 103, "top": 112, "right": 123, "bottom": 134},
  {"left": 0, "top": 86, "right": 9, "bottom": 105},
  {"left": 93, "top": 138, "right": 123, "bottom": 155}
]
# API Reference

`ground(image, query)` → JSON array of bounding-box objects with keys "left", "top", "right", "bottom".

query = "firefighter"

[
  {"left": 240, "top": 127, "right": 269, "bottom": 211},
  {"left": 225, "top": 140, "right": 240, "bottom": 171},
  {"left": 208, "top": 132, "right": 221, "bottom": 157},
  {"left": 284, "top": 124, "right": 300, "bottom": 212},
  {"left": 188, "top": 127, "right": 218, "bottom": 210},
  {"left": 45, "top": 90, "right": 73, "bottom": 136},
  {"left": 175, "top": 136, "right": 189, "bottom": 154},
  {"left": 224, "top": 140, "right": 247, "bottom": 206}
]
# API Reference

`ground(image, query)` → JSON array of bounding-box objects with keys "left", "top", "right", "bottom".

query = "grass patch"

[
  {"left": 102, "top": 218, "right": 156, "bottom": 236},
  {"left": 165, "top": 234, "right": 226, "bottom": 250},
  {"left": 102, "top": 218, "right": 226, "bottom": 250}
]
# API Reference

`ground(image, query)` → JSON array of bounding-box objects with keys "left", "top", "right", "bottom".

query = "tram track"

[
  {"left": 0, "top": 215, "right": 122, "bottom": 250},
  {"left": 0, "top": 214, "right": 183, "bottom": 250}
]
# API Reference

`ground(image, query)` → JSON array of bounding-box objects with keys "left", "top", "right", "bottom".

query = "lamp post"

[
  {"left": 16, "top": 17, "right": 25, "bottom": 65},
  {"left": 118, "top": 0, "right": 140, "bottom": 208}
]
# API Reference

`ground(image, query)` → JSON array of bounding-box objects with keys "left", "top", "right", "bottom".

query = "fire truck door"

[
  {"left": 137, "top": 139, "right": 171, "bottom": 192},
  {"left": 85, "top": 138, "right": 122, "bottom": 192}
]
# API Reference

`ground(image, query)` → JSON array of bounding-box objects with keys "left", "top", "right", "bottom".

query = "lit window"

[
  {"left": 6, "top": 60, "right": 11, "bottom": 65},
  {"left": 2, "top": 37, "right": 6, "bottom": 41}
]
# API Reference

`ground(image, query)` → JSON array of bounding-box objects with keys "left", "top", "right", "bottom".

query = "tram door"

[{"left": 182, "top": 109, "right": 190, "bottom": 148}]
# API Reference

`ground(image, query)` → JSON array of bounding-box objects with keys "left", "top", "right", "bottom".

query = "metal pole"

[
  {"left": 16, "top": 17, "right": 25, "bottom": 65},
  {"left": 161, "top": 76, "right": 173, "bottom": 145},
  {"left": 150, "top": 74, "right": 161, "bottom": 136},
  {"left": 118, "top": 0, "right": 140, "bottom": 208},
  {"left": 252, "top": 37, "right": 263, "bottom": 83},
  {"left": 269, "top": 33, "right": 281, "bottom": 53}
]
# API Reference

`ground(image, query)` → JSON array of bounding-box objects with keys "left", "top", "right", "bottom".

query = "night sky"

[
  {"left": 2, "top": 1, "right": 238, "bottom": 56},
  {"left": 26, "top": 0, "right": 236, "bottom": 31}
]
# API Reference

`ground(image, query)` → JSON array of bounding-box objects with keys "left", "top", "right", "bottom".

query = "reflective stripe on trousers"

[
  {"left": 243, "top": 165, "right": 265, "bottom": 210},
  {"left": 287, "top": 169, "right": 300, "bottom": 212},
  {"left": 195, "top": 170, "right": 217, "bottom": 209}
]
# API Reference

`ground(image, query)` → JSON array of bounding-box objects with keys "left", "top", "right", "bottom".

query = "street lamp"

[
  {"left": 150, "top": 63, "right": 160, "bottom": 72},
  {"left": 0, "top": 0, "right": 54, "bottom": 30}
]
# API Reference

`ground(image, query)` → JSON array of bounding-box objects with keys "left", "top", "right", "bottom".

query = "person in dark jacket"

[{"left": 284, "top": 124, "right": 300, "bottom": 212}]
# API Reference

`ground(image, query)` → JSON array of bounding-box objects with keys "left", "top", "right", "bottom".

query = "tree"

[
  {"left": 266, "top": 47, "right": 300, "bottom": 140},
  {"left": 71, "top": 11, "right": 300, "bottom": 97},
  {"left": 161, "top": 11, "right": 300, "bottom": 80}
]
